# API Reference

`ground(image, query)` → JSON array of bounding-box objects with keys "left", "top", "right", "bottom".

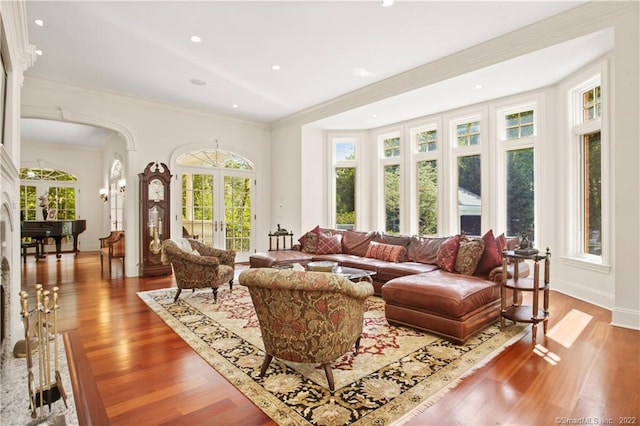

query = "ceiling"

[{"left": 21, "top": 1, "right": 611, "bottom": 147}]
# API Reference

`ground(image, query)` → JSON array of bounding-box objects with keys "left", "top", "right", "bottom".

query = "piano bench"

[{"left": 21, "top": 241, "right": 40, "bottom": 263}]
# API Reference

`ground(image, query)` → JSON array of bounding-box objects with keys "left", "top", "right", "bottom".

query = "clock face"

[{"left": 148, "top": 179, "right": 165, "bottom": 201}]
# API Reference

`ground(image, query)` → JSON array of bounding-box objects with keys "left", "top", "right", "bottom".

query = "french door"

[{"left": 180, "top": 168, "right": 255, "bottom": 262}]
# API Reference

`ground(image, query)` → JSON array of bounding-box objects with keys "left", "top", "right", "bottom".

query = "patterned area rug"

[{"left": 138, "top": 284, "right": 525, "bottom": 425}]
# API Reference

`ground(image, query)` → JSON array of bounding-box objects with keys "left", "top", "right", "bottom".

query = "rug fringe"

[{"left": 390, "top": 325, "right": 529, "bottom": 425}]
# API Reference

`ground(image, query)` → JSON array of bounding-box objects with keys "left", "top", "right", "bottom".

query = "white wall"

[
  {"left": 21, "top": 77, "right": 272, "bottom": 275},
  {"left": 272, "top": 2, "right": 640, "bottom": 330}
]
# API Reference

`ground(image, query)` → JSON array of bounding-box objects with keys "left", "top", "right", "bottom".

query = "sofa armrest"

[{"left": 489, "top": 261, "right": 530, "bottom": 282}]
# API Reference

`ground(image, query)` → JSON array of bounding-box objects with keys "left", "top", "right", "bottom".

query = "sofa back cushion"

[
  {"left": 341, "top": 230, "right": 375, "bottom": 257},
  {"left": 407, "top": 236, "right": 447, "bottom": 265},
  {"left": 454, "top": 237, "right": 485, "bottom": 275},
  {"left": 365, "top": 241, "right": 407, "bottom": 263}
]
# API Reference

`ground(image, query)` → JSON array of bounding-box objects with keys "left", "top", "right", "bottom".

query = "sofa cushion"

[
  {"left": 316, "top": 233, "right": 343, "bottom": 254},
  {"left": 382, "top": 270, "right": 501, "bottom": 319},
  {"left": 437, "top": 235, "right": 463, "bottom": 272},
  {"left": 454, "top": 237, "right": 485, "bottom": 275},
  {"left": 407, "top": 236, "right": 447, "bottom": 265},
  {"left": 475, "top": 229, "right": 502, "bottom": 276},
  {"left": 312, "top": 253, "right": 379, "bottom": 271},
  {"left": 365, "top": 241, "right": 406, "bottom": 263},
  {"left": 376, "top": 262, "right": 438, "bottom": 282},
  {"left": 341, "top": 230, "right": 376, "bottom": 257}
]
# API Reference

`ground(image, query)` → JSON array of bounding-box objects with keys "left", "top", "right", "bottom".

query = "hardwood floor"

[{"left": 20, "top": 252, "right": 639, "bottom": 425}]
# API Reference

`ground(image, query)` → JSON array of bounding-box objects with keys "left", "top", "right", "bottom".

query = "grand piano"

[{"left": 21, "top": 220, "right": 87, "bottom": 259}]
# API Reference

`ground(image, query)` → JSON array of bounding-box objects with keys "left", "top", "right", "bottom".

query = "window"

[
  {"left": 19, "top": 168, "right": 78, "bottom": 221},
  {"left": 505, "top": 110, "right": 534, "bottom": 139},
  {"left": 416, "top": 129, "right": 437, "bottom": 152},
  {"left": 412, "top": 124, "right": 439, "bottom": 236},
  {"left": 383, "top": 136, "right": 401, "bottom": 158},
  {"left": 582, "top": 131, "right": 601, "bottom": 255},
  {"left": 457, "top": 121, "right": 481, "bottom": 146},
  {"left": 570, "top": 80, "right": 604, "bottom": 259},
  {"left": 506, "top": 148, "right": 534, "bottom": 237},
  {"left": 417, "top": 160, "right": 437, "bottom": 235},
  {"left": 332, "top": 138, "right": 358, "bottom": 230},
  {"left": 380, "top": 133, "right": 402, "bottom": 234},
  {"left": 457, "top": 155, "right": 481, "bottom": 235}
]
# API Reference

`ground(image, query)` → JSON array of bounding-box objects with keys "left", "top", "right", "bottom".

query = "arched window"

[{"left": 176, "top": 148, "right": 255, "bottom": 261}]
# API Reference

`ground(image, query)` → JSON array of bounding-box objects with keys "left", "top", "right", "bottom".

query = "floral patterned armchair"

[
  {"left": 161, "top": 238, "right": 235, "bottom": 303},
  {"left": 238, "top": 268, "right": 374, "bottom": 391}
]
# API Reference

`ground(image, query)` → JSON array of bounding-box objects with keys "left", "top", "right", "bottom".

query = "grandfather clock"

[{"left": 139, "top": 161, "right": 172, "bottom": 277}]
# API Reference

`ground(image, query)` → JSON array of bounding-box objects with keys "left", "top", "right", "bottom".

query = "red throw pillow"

[
  {"left": 365, "top": 241, "right": 406, "bottom": 263},
  {"left": 475, "top": 229, "right": 503, "bottom": 275},
  {"left": 437, "top": 235, "right": 463, "bottom": 272},
  {"left": 316, "top": 233, "right": 343, "bottom": 255},
  {"left": 496, "top": 233, "right": 508, "bottom": 254},
  {"left": 297, "top": 225, "right": 320, "bottom": 246}
]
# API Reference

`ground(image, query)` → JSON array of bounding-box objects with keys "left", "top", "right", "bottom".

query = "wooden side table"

[
  {"left": 268, "top": 232, "right": 294, "bottom": 251},
  {"left": 500, "top": 248, "right": 551, "bottom": 344}
]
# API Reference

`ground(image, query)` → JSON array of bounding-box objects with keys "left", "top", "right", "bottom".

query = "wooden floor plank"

[{"left": 20, "top": 251, "right": 640, "bottom": 425}]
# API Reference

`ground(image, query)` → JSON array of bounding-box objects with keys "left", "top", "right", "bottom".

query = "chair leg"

[
  {"left": 174, "top": 288, "right": 182, "bottom": 302},
  {"left": 229, "top": 278, "right": 233, "bottom": 292},
  {"left": 322, "top": 364, "right": 335, "bottom": 392},
  {"left": 260, "top": 354, "right": 273, "bottom": 377},
  {"left": 354, "top": 335, "right": 362, "bottom": 353},
  {"left": 212, "top": 287, "right": 218, "bottom": 303}
]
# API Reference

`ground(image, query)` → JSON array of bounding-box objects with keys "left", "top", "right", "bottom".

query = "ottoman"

[{"left": 381, "top": 270, "right": 503, "bottom": 344}]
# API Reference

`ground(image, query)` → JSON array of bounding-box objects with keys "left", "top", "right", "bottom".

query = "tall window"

[
  {"left": 413, "top": 126, "right": 438, "bottom": 235},
  {"left": 502, "top": 108, "right": 535, "bottom": 238},
  {"left": 381, "top": 134, "right": 401, "bottom": 234},
  {"left": 457, "top": 155, "right": 481, "bottom": 235},
  {"left": 109, "top": 159, "right": 125, "bottom": 230},
  {"left": 333, "top": 139, "right": 357, "bottom": 230}
]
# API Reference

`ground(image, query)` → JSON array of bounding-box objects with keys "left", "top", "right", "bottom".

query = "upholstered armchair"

[
  {"left": 161, "top": 238, "right": 235, "bottom": 303},
  {"left": 238, "top": 268, "right": 374, "bottom": 391},
  {"left": 99, "top": 230, "right": 125, "bottom": 276}
]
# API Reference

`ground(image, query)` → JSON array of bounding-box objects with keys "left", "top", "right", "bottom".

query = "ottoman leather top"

[{"left": 382, "top": 270, "right": 500, "bottom": 319}]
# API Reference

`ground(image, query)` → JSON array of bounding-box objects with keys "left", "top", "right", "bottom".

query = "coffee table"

[{"left": 333, "top": 266, "right": 376, "bottom": 283}]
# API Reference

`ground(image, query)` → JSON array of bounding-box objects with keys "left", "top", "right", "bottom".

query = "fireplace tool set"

[{"left": 19, "top": 284, "right": 68, "bottom": 423}]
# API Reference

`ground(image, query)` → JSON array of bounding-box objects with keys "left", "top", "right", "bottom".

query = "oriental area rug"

[{"left": 138, "top": 284, "right": 526, "bottom": 425}]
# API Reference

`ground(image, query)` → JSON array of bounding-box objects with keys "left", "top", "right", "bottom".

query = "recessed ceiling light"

[
  {"left": 34, "top": 19, "right": 44, "bottom": 27},
  {"left": 190, "top": 35, "right": 202, "bottom": 43},
  {"left": 271, "top": 65, "right": 281, "bottom": 71},
  {"left": 475, "top": 84, "right": 484, "bottom": 90},
  {"left": 372, "top": 114, "right": 378, "bottom": 118},
  {"left": 35, "top": 50, "right": 43, "bottom": 56},
  {"left": 232, "top": 104, "right": 239, "bottom": 109},
  {"left": 190, "top": 78, "right": 207, "bottom": 86},
  {"left": 381, "top": 0, "right": 394, "bottom": 7}
]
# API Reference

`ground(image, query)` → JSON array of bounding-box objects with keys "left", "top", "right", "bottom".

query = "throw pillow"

[
  {"left": 454, "top": 237, "right": 485, "bottom": 275},
  {"left": 316, "top": 233, "right": 343, "bottom": 255},
  {"left": 297, "top": 225, "right": 320, "bottom": 247},
  {"left": 301, "top": 231, "right": 319, "bottom": 253},
  {"left": 496, "top": 233, "right": 508, "bottom": 254},
  {"left": 475, "top": 229, "right": 502, "bottom": 276},
  {"left": 437, "top": 235, "right": 463, "bottom": 272},
  {"left": 365, "top": 241, "right": 407, "bottom": 263}
]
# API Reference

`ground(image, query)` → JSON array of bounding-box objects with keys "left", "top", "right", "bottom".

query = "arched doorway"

[{"left": 176, "top": 148, "right": 255, "bottom": 262}]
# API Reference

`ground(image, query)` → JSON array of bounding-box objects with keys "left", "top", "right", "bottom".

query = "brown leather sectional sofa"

[{"left": 249, "top": 228, "right": 527, "bottom": 344}]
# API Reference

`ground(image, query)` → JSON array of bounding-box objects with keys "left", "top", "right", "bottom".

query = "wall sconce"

[
  {"left": 99, "top": 188, "right": 108, "bottom": 202},
  {"left": 118, "top": 179, "right": 126, "bottom": 193}
]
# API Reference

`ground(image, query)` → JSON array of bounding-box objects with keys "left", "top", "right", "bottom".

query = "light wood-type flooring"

[{"left": 19, "top": 251, "right": 639, "bottom": 425}]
